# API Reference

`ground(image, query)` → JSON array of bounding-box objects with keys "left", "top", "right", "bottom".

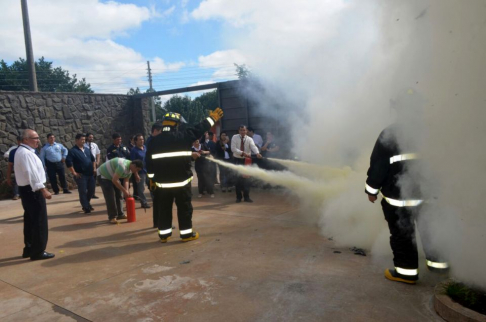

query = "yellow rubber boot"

[
  {"left": 181, "top": 232, "right": 199, "bottom": 242},
  {"left": 385, "top": 269, "right": 417, "bottom": 285},
  {"left": 159, "top": 237, "right": 170, "bottom": 243}
]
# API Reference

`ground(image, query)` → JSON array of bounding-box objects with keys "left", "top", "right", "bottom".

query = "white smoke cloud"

[{"left": 193, "top": 0, "right": 486, "bottom": 287}]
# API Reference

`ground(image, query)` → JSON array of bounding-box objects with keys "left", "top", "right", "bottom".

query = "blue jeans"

[{"left": 75, "top": 174, "right": 95, "bottom": 210}]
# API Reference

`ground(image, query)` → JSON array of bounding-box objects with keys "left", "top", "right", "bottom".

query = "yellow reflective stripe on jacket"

[
  {"left": 365, "top": 184, "right": 379, "bottom": 195},
  {"left": 207, "top": 117, "right": 215, "bottom": 127},
  {"left": 155, "top": 177, "right": 193, "bottom": 188},
  {"left": 395, "top": 267, "right": 418, "bottom": 276},
  {"left": 389, "top": 153, "right": 419, "bottom": 164},
  {"left": 381, "top": 193, "right": 423, "bottom": 207},
  {"left": 426, "top": 260, "right": 449, "bottom": 269},
  {"left": 152, "top": 151, "right": 192, "bottom": 159}
]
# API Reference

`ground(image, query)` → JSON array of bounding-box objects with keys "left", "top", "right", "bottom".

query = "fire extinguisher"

[
  {"left": 126, "top": 197, "right": 136, "bottom": 222},
  {"left": 243, "top": 157, "right": 252, "bottom": 178}
]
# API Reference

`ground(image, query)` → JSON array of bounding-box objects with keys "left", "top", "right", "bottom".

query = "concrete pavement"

[{"left": 0, "top": 184, "right": 443, "bottom": 321}]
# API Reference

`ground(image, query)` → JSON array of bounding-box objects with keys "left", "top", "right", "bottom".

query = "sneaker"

[
  {"left": 91, "top": 195, "right": 99, "bottom": 199},
  {"left": 198, "top": 194, "right": 203, "bottom": 198},
  {"left": 210, "top": 194, "right": 215, "bottom": 198},
  {"left": 109, "top": 218, "right": 118, "bottom": 224},
  {"left": 181, "top": 232, "right": 199, "bottom": 242},
  {"left": 117, "top": 214, "right": 127, "bottom": 220},
  {"left": 63, "top": 190, "right": 72, "bottom": 194},
  {"left": 159, "top": 236, "right": 171, "bottom": 243},
  {"left": 384, "top": 269, "right": 417, "bottom": 284},
  {"left": 12, "top": 195, "right": 20, "bottom": 200}
]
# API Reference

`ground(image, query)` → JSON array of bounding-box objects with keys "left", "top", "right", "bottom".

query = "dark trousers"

[
  {"left": 75, "top": 174, "right": 95, "bottom": 210},
  {"left": 234, "top": 158, "right": 250, "bottom": 200},
  {"left": 382, "top": 199, "right": 440, "bottom": 269},
  {"left": 131, "top": 175, "right": 139, "bottom": 198},
  {"left": 219, "top": 160, "right": 232, "bottom": 188},
  {"left": 46, "top": 160, "right": 68, "bottom": 193},
  {"left": 19, "top": 185, "right": 48, "bottom": 256},
  {"left": 196, "top": 170, "right": 214, "bottom": 194},
  {"left": 98, "top": 177, "right": 124, "bottom": 219},
  {"left": 147, "top": 176, "right": 156, "bottom": 227},
  {"left": 155, "top": 183, "right": 193, "bottom": 238},
  {"left": 134, "top": 172, "right": 148, "bottom": 206}
]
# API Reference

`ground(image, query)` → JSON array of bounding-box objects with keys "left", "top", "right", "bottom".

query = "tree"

[
  {"left": 0, "top": 57, "right": 93, "bottom": 93},
  {"left": 194, "top": 90, "right": 219, "bottom": 110},
  {"left": 234, "top": 63, "right": 252, "bottom": 79},
  {"left": 159, "top": 95, "right": 208, "bottom": 126}
]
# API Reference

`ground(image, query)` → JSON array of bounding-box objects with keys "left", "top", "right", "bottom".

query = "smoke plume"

[{"left": 203, "top": 0, "right": 486, "bottom": 287}]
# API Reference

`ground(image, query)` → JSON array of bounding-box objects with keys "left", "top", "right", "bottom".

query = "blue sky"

[{"left": 0, "top": 0, "right": 245, "bottom": 94}]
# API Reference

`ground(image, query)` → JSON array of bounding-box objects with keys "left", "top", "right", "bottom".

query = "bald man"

[{"left": 14, "top": 129, "right": 55, "bottom": 261}]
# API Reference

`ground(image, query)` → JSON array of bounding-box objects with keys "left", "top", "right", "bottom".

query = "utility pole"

[
  {"left": 147, "top": 61, "right": 156, "bottom": 122},
  {"left": 21, "top": 0, "right": 38, "bottom": 92}
]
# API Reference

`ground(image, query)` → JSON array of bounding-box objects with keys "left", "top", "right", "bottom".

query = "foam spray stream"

[{"left": 208, "top": 157, "right": 388, "bottom": 249}]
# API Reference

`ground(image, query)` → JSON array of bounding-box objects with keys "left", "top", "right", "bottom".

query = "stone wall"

[{"left": 0, "top": 91, "right": 150, "bottom": 191}]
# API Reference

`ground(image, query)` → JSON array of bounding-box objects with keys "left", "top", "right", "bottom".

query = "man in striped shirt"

[{"left": 97, "top": 158, "right": 143, "bottom": 224}]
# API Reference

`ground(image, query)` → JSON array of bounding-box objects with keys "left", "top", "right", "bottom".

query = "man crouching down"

[{"left": 146, "top": 108, "right": 223, "bottom": 243}]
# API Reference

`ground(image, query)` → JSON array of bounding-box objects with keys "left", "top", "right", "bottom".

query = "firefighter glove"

[{"left": 209, "top": 108, "right": 224, "bottom": 122}]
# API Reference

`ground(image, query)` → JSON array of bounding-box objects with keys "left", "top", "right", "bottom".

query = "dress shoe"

[
  {"left": 54, "top": 192, "right": 60, "bottom": 195},
  {"left": 117, "top": 214, "right": 127, "bottom": 220},
  {"left": 89, "top": 205, "right": 94, "bottom": 211},
  {"left": 22, "top": 248, "right": 32, "bottom": 258},
  {"left": 91, "top": 195, "right": 99, "bottom": 199},
  {"left": 244, "top": 198, "right": 253, "bottom": 203},
  {"left": 63, "top": 190, "right": 72, "bottom": 194},
  {"left": 83, "top": 208, "right": 91, "bottom": 214},
  {"left": 236, "top": 199, "right": 242, "bottom": 203},
  {"left": 141, "top": 204, "right": 151, "bottom": 209},
  {"left": 30, "top": 251, "right": 55, "bottom": 261}
]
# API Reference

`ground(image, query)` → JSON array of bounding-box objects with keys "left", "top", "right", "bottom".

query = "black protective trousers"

[
  {"left": 19, "top": 185, "right": 48, "bottom": 257},
  {"left": 381, "top": 199, "right": 441, "bottom": 270},
  {"left": 155, "top": 183, "right": 193, "bottom": 239}
]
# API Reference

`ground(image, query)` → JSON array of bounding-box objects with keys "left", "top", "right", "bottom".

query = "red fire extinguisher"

[
  {"left": 243, "top": 157, "right": 252, "bottom": 178},
  {"left": 126, "top": 197, "right": 136, "bottom": 222}
]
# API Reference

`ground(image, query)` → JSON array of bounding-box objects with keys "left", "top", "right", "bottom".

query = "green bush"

[{"left": 444, "top": 280, "right": 486, "bottom": 315}]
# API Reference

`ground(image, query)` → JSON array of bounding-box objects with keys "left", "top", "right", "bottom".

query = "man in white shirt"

[
  {"left": 231, "top": 125, "right": 262, "bottom": 203},
  {"left": 85, "top": 133, "right": 101, "bottom": 199},
  {"left": 14, "top": 129, "right": 54, "bottom": 261}
]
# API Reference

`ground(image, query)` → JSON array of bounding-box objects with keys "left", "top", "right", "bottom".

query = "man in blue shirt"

[
  {"left": 66, "top": 134, "right": 96, "bottom": 214},
  {"left": 130, "top": 133, "right": 150, "bottom": 209},
  {"left": 39, "top": 133, "right": 71, "bottom": 195}
]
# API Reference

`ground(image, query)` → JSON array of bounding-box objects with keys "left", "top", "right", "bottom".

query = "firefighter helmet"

[{"left": 162, "top": 112, "right": 187, "bottom": 126}]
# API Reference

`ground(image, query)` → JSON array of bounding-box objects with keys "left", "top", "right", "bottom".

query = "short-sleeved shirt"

[
  {"left": 84, "top": 142, "right": 100, "bottom": 158},
  {"left": 97, "top": 158, "right": 132, "bottom": 180}
]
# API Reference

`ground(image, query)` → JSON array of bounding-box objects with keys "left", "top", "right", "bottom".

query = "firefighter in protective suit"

[
  {"left": 146, "top": 108, "right": 223, "bottom": 243},
  {"left": 365, "top": 89, "right": 449, "bottom": 284}
]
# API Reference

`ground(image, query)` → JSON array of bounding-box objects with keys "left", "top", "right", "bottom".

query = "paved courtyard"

[{"left": 0, "top": 183, "right": 443, "bottom": 321}]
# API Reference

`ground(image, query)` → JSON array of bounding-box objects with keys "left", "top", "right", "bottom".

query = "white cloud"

[
  {"left": 197, "top": 49, "right": 246, "bottom": 80},
  {"left": 0, "top": 0, "right": 183, "bottom": 93}
]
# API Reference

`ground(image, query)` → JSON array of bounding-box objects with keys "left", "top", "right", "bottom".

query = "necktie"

[{"left": 240, "top": 136, "right": 245, "bottom": 157}]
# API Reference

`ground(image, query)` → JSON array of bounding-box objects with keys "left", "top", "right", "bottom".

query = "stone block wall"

[{"left": 0, "top": 91, "right": 150, "bottom": 190}]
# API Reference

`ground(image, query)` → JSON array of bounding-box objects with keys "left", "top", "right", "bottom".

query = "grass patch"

[{"left": 444, "top": 280, "right": 486, "bottom": 315}]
